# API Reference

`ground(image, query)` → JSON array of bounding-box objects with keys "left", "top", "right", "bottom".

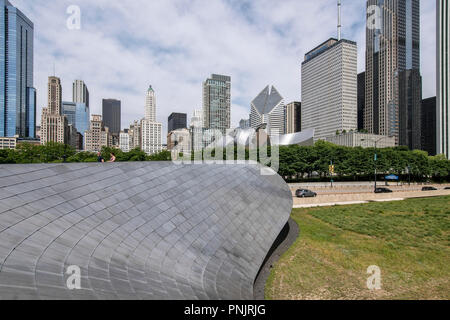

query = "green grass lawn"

[{"left": 266, "top": 196, "right": 450, "bottom": 300}]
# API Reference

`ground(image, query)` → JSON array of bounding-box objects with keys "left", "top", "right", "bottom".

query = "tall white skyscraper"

[
  {"left": 301, "top": 38, "right": 358, "bottom": 141},
  {"left": 190, "top": 109, "right": 204, "bottom": 152},
  {"left": 141, "top": 85, "right": 162, "bottom": 155},
  {"left": 437, "top": 0, "right": 449, "bottom": 159},
  {"left": 145, "top": 85, "right": 156, "bottom": 122}
]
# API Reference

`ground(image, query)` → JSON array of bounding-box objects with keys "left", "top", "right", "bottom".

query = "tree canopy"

[{"left": 1, "top": 141, "right": 449, "bottom": 182}]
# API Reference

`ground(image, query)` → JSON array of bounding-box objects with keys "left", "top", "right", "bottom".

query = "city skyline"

[{"left": 9, "top": 0, "right": 437, "bottom": 141}]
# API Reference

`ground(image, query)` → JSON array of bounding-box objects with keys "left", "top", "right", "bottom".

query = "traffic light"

[{"left": 329, "top": 165, "right": 335, "bottom": 174}]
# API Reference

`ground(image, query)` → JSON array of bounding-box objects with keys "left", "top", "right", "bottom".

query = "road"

[{"left": 290, "top": 184, "right": 450, "bottom": 208}]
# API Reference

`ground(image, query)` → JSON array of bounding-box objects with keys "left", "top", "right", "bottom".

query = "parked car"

[
  {"left": 422, "top": 186, "right": 438, "bottom": 191},
  {"left": 374, "top": 187, "right": 393, "bottom": 194},
  {"left": 444, "top": 187, "right": 450, "bottom": 190},
  {"left": 296, "top": 189, "right": 317, "bottom": 198}
]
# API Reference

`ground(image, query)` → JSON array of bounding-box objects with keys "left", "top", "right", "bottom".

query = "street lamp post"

[
  {"left": 374, "top": 139, "right": 378, "bottom": 192},
  {"left": 361, "top": 137, "right": 385, "bottom": 192},
  {"left": 408, "top": 165, "right": 411, "bottom": 186}
]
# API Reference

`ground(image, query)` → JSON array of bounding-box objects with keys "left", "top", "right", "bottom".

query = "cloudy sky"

[{"left": 13, "top": 0, "right": 436, "bottom": 139}]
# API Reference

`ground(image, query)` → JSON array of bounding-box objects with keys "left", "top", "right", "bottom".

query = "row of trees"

[
  {"left": 1, "top": 141, "right": 449, "bottom": 182},
  {"left": 279, "top": 141, "right": 450, "bottom": 182},
  {"left": 0, "top": 142, "right": 171, "bottom": 164}
]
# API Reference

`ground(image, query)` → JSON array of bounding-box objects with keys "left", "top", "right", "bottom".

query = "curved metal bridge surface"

[{"left": 0, "top": 162, "right": 292, "bottom": 300}]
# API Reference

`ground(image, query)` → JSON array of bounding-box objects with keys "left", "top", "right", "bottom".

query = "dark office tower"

[
  {"left": 0, "top": 0, "right": 35, "bottom": 138},
  {"left": 365, "top": 0, "right": 421, "bottom": 144},
  {"left": 357, "top": 72, "right": 366, "bottom": 131},
  {"left": 168, "top": 113, "right": 187, "bottom": 133},
  {"left": 399, "top": 70, "right": 422, "bottom": 150},
  {"left": 421, "top": 97, "right": 437, "bottom": 156},
  {"left": 102, "top": 99, "right": 121, "bottom": 135},
  {"left": 437, "top": 0, "right": 449, "bottom": 159}
]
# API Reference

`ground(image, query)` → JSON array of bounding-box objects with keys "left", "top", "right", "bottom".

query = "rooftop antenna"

[{"left": 337, "top": 0, "right": 342, "bottom": 41}]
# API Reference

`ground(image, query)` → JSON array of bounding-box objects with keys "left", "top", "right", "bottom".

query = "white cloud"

[{"left": 11, "top": 0, "right": 436, "bottom": 140}]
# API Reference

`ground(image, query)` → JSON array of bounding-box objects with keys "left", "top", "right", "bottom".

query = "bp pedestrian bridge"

[{"left": 0, "top": 162, "right": 292, "bottom": 300}]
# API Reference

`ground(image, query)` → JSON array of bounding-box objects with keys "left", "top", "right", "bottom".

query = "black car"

[
  {"left": 444, "top": 187, "right": 450, "bottom": 190},
  {"left": 374, "top": 187, "right": 393, "bottom": 194},
  {"left": 422, "top": 186, "right": 438, "bottom": 191},
  {"left": 296, "top": 189, "right": 317, "bottom": 198}
]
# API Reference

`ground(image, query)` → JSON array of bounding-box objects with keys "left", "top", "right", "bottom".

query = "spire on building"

[{"left": 337, "top": 0, "right": 342, "bottom": 41}]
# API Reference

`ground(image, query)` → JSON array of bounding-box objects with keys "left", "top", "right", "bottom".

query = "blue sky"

[{"left": 12, "top": 0, "right": 436, "bottom": 139}]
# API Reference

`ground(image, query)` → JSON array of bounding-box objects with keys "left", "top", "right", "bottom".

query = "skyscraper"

[
  {"left": 102, "top": 99, "right": 121, "bottom": 135},
  {"left": 250, "top": 86, "right": 286, "bottom": 136},
  {"left": 75, "top": 103, "right": 89, "bottom": 138},
  {"left": 119, "top": 129, "right": 130, "bottom": 153},
  {"left": 357, "top": 72, "right": 366, "bottom": 131},
  {"left": 190, "top": 109, "right": 204, "bottom": 152},
  {"left": 62, "top": 102, "right": 77, "bottom": 127},
  {"left": 421, "top": 97, "right": 437, "bottom": 156},
  {"left": 145, "top": 86, "right": 156, "bottom": 122},
  {"left": 62, "top": 101, "right": 89, "bottom": 142},
  {"left": 129, "top": 120, "right": 142, "bottom": 150},
  {"left": 285, "top": 102, "right": 301, "bottom": 134},
  {"left": 70, "top": 80, "right": 90, "bottom": 148},
  {"left": 437, "top": 0, "right": 449, "bottom": 158},
  {"left": 141, "top": 86, "right": 162, "bottom": 155},
  {"left": 239, "top": 119, "right": 250, "bottom": 129},
  {"left": 84, "top": 115, "right": 110, "bottom": 152},
  {"left": 40, "top": 77, "right": 68, "bottom": 145},
  {"left": 73, "top": 80, "right": 89, "bottom": 107},
  {"left": 0, "top": 0, "right": 35, "bottom": 138},
  {"left": 168, "top": 113, "right": 187, "bottom": 133},
  {"left": 302, "top": 38, "right": 358, "bottom": 141},
  {"left": 365, "top": 0, "right": 421, "bottom": 144},
  {"left": 203, "top": 74, "right": 231, "bottom": 135},
  {"left": 399, "top": 69, "right": 422, "bottom": 150}
]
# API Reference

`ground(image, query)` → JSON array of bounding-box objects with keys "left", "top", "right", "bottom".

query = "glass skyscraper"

[
  {"left": 62, "top": 101, "right": 90, "bottom": 146},
  {"left": 75, "top": 103, "right": 90, "bottom": 137},
  {"left": 203, "top": 74, "right": 231, "bottom": 135},
  {"left": 365, "top": 0, "right": 421, "bottom": 145},
  {"left": 0, "top": 0, "right": 35, "bottom": 138},
  {"left": 62, "top": 102, "right": 77, "bottom": 127}
]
